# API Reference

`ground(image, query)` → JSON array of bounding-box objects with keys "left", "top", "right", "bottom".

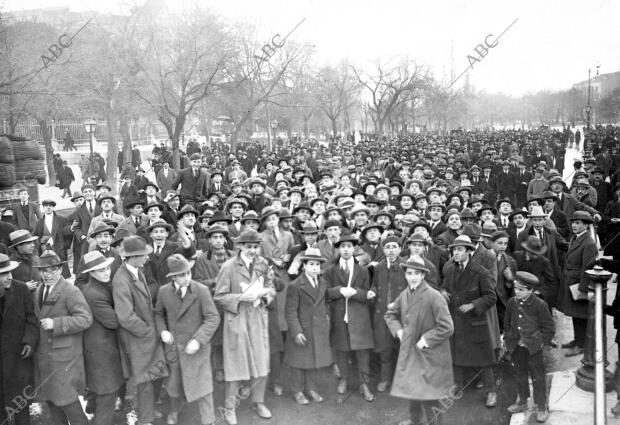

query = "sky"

[{"left": 2, "top": 0, "right": 619, "bottom": 96}]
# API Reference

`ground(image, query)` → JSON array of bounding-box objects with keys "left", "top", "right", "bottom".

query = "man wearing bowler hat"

[
  {"left": 33, "top": 200, "right": 71, "bottom": 278},
  {"left": 154, "top": 254, "right": 220, "bottom": 425},
  {"left": 113, "top": 236, "right": 167, "bottom": 425},
  {"left": 80, "top": 251, "right": 125, "bottom": 425},
  {"left": 214, "top": 229, "right": 276, "bottom": 424},
  {"left": 33, "top": 251, "right": 93, "bottom": 425},
  {"left": 0, "top": 253, "right": 38, "bottom": 425}
]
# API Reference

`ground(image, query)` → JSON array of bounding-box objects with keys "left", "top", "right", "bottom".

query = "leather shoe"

[
  {"left": 307, "top": 390, "right": 324, "bottom": 403},
  {"left": 337, "top": 379, "right": 347, "bottom": 394},
  {"left": 224, "top": 408, "right": 237, "bottom": 425},
  {"left": 252, "top": 403, "right": 272, "bottom": 419},
  {"left": 273, "top": 384, "right": 283, "bottom": 396},
  {"left": 507, "top": 402, "right": 528, "bottom": 413},
  {"left": 167, "top": 412, "right": 178, "bottom": 425},
  {"left": 565, "top": 346, "right": 584, "bottom": 357},
  {"left": 536, "top": 407, "right": 549, "bottom": 423},
  {"left": 360, "top": 383, "right": 375, "bottom": 402},
  {"left": 611, "top": 400, "right": 620, "bottom": 417},
  {"left": 561, "top": 340, "right": 576, "bottom": 349},
  {"left": 376, "top": 380, "right": 389, "bottom": 392},
  {"left": 485, "top": 391, "right": 497, "bottom": 408},
  {"left": 293, "top": 392, "right": 309, "bottom": 405}
]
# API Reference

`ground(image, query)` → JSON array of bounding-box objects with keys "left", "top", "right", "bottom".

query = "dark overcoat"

[
  {"left": 283, "top": 273, "right": 333, "bottom": 369},
  {"left": 556, "top": 231, "right": 598, "bottom": 319},
  {"left": 34, "top": 278, "right": 93, "bottom": 406},
  {"left": 371, "top": 258, "right": 408, "bottom": 353},
  {"left": 112, "top": 263, "right": 168, "bottom": 384},
  {"left": 385, "top": 282, "right": 454, "bottom": 400},
  {"left": 441, "top": 259, "right": 497, "bottom": 367},
  {"left": 154, "top": 280, "right": 220, "bottom": 402},
  {"left": 143, "top": 241, "right": 196, "bottom": 304},
  {"left": 325, "top": 261, "right": 375, "bottom": 351},
  {"left": 0, "top": 281, "right": 38, "bottom": 410},
  {"left": 81, "top": 277, "right": 124, "bottom": 395}
]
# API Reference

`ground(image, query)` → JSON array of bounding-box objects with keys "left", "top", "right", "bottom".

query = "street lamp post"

[
  {"left": 83, "top": 119, "right": 97, "bottom": 174},
  {"left": 586, "top": 68, "right": 592, "bottom": 133},
  {"left": 270, "top": 119, "right": 278, "bottom": 153}
]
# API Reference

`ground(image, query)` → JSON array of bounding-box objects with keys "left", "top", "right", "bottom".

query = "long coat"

[
  {"left": 325, "top": 261, "right": 375, "bottom": 351},
  {"left": 81, "top": 277, "right": 124, "bottom": 395},
  {"left": 156, "top": 168, "right": 177, "bottom": 196},
  {"left": 441, "top": 259, "right": 497, "bottom": 367},
  {"left": 371, "top": 258, "right": 408, "bottom": 353},
  {"left": 112, "top": 263, "right": 168, "bottom": 384},
  {"left": 556, "top": 231, "right": 598, "bottom": 319},
  {"left": 283, "top": 273, "right": 332, "bottom": 369},
  {"left": 34, "top": 278, "right": 93, "bottom": 406},
  {"left": 260, "top": 228, "right": 294, "bottom": 332},
  {"left": 385, "top": 282, "right": 454, "bottom": 400},
  {"left": 171, "top": 168, "right": 209, "bottom": 203},
  {"left": 12, "top": 201, "right": 41, "bottom": 232},
  {"left": 154, "top": 281, "right": 220, "bottom": 402},
  {"left": 512, "top": 251, "right": 557, "bottom": 307},
  {"left": 9, "top": 251, "right": 40, "bottom": 288},
  {"left": 33, "top": 214, "right": 72, "bottom": 277},
  {"left": 214, "top": 254, "right": 275, "bottom": 381},
  {"left": 143, "top": 241, "right": 196, "bottom": 304},
  {"left": 0, "top": 281, "right": 38, "bottom": 410}
]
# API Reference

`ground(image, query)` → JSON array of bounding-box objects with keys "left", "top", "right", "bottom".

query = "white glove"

[
  {"left": 161, "top": 330, "right": 174, "bottom": 345},
  {"left": 185, "top": 339, "right": 200, "bottom": 355}
]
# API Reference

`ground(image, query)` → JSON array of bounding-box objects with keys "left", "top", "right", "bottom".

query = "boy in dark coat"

[{"left": 504, "top": 272, "right": 555, "bottom": 423}]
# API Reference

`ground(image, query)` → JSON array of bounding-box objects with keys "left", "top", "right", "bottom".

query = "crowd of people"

[{"left": 0, "top": 124, "right": 620, "bottom": 425}]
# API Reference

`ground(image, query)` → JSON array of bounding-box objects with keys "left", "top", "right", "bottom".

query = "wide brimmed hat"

[
  {"left": 278, "top": 208, "right": 294, "bottom": 220},
  {"left": 98, "top": 194, "right": 116, "bottom": 205},
  {"left": 247, "top": 178, "right": 266, "bottom": 188},
  {"left": 528, "top": 206, "right": 546, "bottom": 219},
  {"left": 166, "top": 254, "right": 195, "bottom": 277},
  {"left": 361, "top": 222, "right": 383, "bottom": 236},
  {"left": 70, "top": 191, "right": 84, "bottom": 202},
  {"left": 520, "top": 235, "right": 547, "bottom": 255},
  {"left": 460, "top": 208, "right": 477, "bottom": 220},
  {"left": 300, "top": 222, "right": 319, "bottom": 234},
  {"left": 509, "top": 209, "right": 529, "bottom": 221},
  {"left": 81, "top": 251, "right": 115, "bottom": 274},
  {"left": 373, "top": 210, "right": 394, "bottom": 221},
  {"left": 299, "top": 247, "right": 326, "bottom": 263},
  {"left": 260, "top": 206, "right": 281, "bottom": 222},
  {"left": 406, "top": 233, "right": 429, "bottom": 246},
  {"left": 144, "top": 202, "right": 164, "bottom": 213},
  {"left": 448, "top": 235, "right": 476, "bottom": 250},
  {"left": 236, "top": 229, "right": 262, "bottom": 244},
  {"left": 240, "top": 211, "right": 260, "bottom": 223},
  {"left": 292, "top": 202, "right": 313, "bottom": 215},
  {"left": 9, "top": 229, "right": 38, "bottom": 248},
  {"left": 146, "top": 219, "right": 173, "bottom": 233},
  {"left": 570, "top": 210, "right": 593, "bottom": 223},
  {"left": 33, "top": 250, "right": 66, "bottom": 268},
  {"left": 400, "top": 256, "right": 430, "bottom": 274},
  {"left": 177, "top": 204, "right": 199, "bottom": 219},
  {"left": 0, "top": 253, "right": 19, "bottom": 273},
  {"left": 124, "top": 198, "right": 144, "bottom": 209},
  {"left": 209, "top": 210, "right": 233, "bottom": 225},
  {"left": 477, "top": 205, "right": 497, "bottom": 217},
  {"left": 335, "top": 233, "right": 359, "bottom": 247},
  {"left": 541, "top": 191, "right": 558, "bottom": 201},
  {"left": 89, "top": 223, "right": 116, "bottom": 238},
  {"left": 412, "top": 220, "right": 431, "bottom": 233},
  {"left": 428, "top": 202, "right": 447, "bottom": 212},
  {"left": 495, "top": 198, "right": 514, "bottom": 209},
  {"left": 204, "top": 225, "right": 229, "bottom": 238},
  {"left": 119, "top": 236, "right": 153, "bottom": 257}
]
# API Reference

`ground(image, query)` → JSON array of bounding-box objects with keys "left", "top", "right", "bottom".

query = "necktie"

[
  {"left": 155, "top": 245, "right": 161, "bottom": 255},
  {"left": 537, "top": 230, "right": 543, "bottom": 240},
  {"left": 273, "top": 230, "right": 279, "bottom": 243},
  {"left": 503, "top": 217, "right": 508, "bottom": 228},
  {"left": 88, "top": 202, "right": 93, "bottom": 215},
  {"left": 248, "top": 260, "right": 254, "bottom": 277},
  {"left": 176, "top": 286, "right": 184, "bottom": 299},
  {"left": 135, "top": 217, "right": 140, "bottom": 228},
  {"left": 42, "top": 285, "right": 50, "bottom": 307},
  {"left": 343, "top": 262, "right": 350, "bottom": 275}
]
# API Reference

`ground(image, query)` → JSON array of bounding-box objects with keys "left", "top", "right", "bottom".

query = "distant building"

[{"left": 573, "top": 70, "right": 620, "bottom": 100}]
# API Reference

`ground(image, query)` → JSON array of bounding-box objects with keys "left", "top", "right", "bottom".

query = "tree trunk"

[
  {"left": 105, "top": 108, "right": 119, "bottom": 193},
  {"left": 331, "top": 118, "right": 338, "bottom": 141},
  {"left": 120, "top": 117, "right": 132, "bottom": 166},
  {"left": 38, "top": 119, "right": 56, "bottom": 186}
]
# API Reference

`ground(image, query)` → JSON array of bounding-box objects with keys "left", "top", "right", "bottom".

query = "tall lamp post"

[
  {"left": 586, "top": 68, "right": 592, "bottom": 133},
  {"left": 270, "top": 119, "right": 278, "bottom": 153},
  {"left": 83, "top": 119, "right": 97, "bottom": 172}
]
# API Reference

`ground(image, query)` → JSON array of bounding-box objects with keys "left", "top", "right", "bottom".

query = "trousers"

[
  {"left": 47, "top": 400, "right": 88, "bottom": 425},
  {"left": 513, "top": 346, "right": 547, "bottom": 408},
  {"left": 336, "top": 349, "right": 371, "bottom": 384}
]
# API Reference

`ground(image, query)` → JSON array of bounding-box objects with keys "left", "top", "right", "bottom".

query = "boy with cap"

[
  {"left": 154, "top": 254, "right": 220, "bottom": 425},
  {"left": 504, "top": 272, "right": 555, "bottom": 422}
]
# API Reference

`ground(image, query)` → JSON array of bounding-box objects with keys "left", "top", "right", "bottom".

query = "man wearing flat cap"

[
  {"left": 172, "top": 153, "right": 210, "bottom": 206},
  {"left": 0, "top": 253, "right": 38, "bottom": 425},
  {"left": 34, "top": 251, "right": 93, "bottom": 425},
  {"left": 33, "top": 200, "right": 71, "bottom": 277},
  {"left": 385, "top": 255, "right": 454, "bottom": 425}
]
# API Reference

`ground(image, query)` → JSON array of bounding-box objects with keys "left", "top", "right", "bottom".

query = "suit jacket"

[
  {"left": 70, "top": 203, "right": 102, "bottom": 252},
  {"left": 143, "top": 241, "right": 196, "bottom": 303},
  {"left": 119, "top": 182, "right": 139, "bottom": 202},
  {"left": 548, "top": 208, "right": 570, "bottom": 239},
  {"left": 156, "top": 168, "right": 177, "bottom": 195},
  {"left": 512, "top": 250, "right": 557, "bottom": 306},
  {"left": 81, "top": 277, "right": 124, "bottom": 394},
  {"left": 112, "top": 263, "right": 167, "bottom": 384},
  {"left": 504, "top": 294, "right": 554, "bottom": 355},
  {"left": 34, "top": 278, "right": 93, "bottom": 405},
  {"left": 33, "top": 213, "right": 71, "bottom": 256},
  {"left": 429, "top": 220, "right": 447, "bottom": 243},
  {"left": 87, "top": 212, "right": 125, "bottom": 240},
  {"left": 556, "top": 191, "right": 599, "bottom": 220},
  {"left": 172, "top": 168, "right": 209, "bottom": 202},
  {"left": 12, "top": 201, "right": 41, "bottom": 232},
  {"left": 116, "top": 214, "right": 149, "bottom": 238}
]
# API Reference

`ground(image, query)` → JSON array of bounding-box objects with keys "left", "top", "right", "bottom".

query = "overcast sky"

[{"left": 2, "top": 0, "right": 619, "bottom": 96}]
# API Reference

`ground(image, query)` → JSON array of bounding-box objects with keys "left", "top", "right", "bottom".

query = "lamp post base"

[{"left": 575, "top": 365, "right": 614, "bottom": 393}]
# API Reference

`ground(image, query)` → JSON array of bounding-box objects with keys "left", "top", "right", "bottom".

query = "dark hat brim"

[{"left": 520, "top": 241, "right": 547, "bottom": 255}]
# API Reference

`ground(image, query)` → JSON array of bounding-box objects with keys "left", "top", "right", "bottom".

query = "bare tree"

[{"left": 313, "top": 62, "right": 358, "bottom": 140}]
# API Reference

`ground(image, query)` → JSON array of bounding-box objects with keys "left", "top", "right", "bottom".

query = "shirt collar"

[{"left": 125, "top": 263, "right": 139, "bottom": 279}]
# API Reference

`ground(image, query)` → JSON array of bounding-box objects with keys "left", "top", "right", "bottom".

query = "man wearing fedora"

[
  {"left": 74, "top": 223, "right": 122, "bottom": 290},
  {"left": 86, "top": 195, "right": 124, "bottom": 241},
  {"left": 324, "top": 233, "right": 376, "bottom": 402},
  {"left": 154, "top": 254, "right": 220, "bottom": 425},
  {"left": 283, "top": 247, "right": 332, "bottom": 405},
  {"left": 80, "top": 251, "right": 125, "bottom": 425},
  {"left": 441, "top": 235, "right": 498, "bottom": 408},
  {"left": 8, "top": 230, "right": 40, "bottom": 291},
  {"left": 171, "top": 153, "right": 210, "bottom": 206},
  {"left": 547, "top": 176, "right": 600, "bottom": 222},
  {"left": 556, "top": 211, "right": 599, "bottom": 357},
  {"left": 0, "top": 253, "right": 38, "bottom": 425},
  {"left": 513, "top": 235, "right": 557, "bottom": 308},
  {"left": 541, "top": 191, "right": 570, "bottom": 239},
  {"left": 69, "top": 184, "right": 101, "bottom": 267},
  {"left": 33, "top": 200, "right": 72, "bottom": 278},
  {"left": 33, "top": 251, "right": 93, "bottom": 425},
  {"left": 143, "top": 219, "right": 195, "bottom": 304},
  {"left": 385, "top": 255, "right": 454, "bottom": 425},
  {"left": 214, "top": 229, "right": 276, "bottom": 424},
  {"left": 117, "top": 199, "right": 148, "bottom": 237},
  {"left": 113, "top": 236, "right": 167, "bottom": 425}
]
